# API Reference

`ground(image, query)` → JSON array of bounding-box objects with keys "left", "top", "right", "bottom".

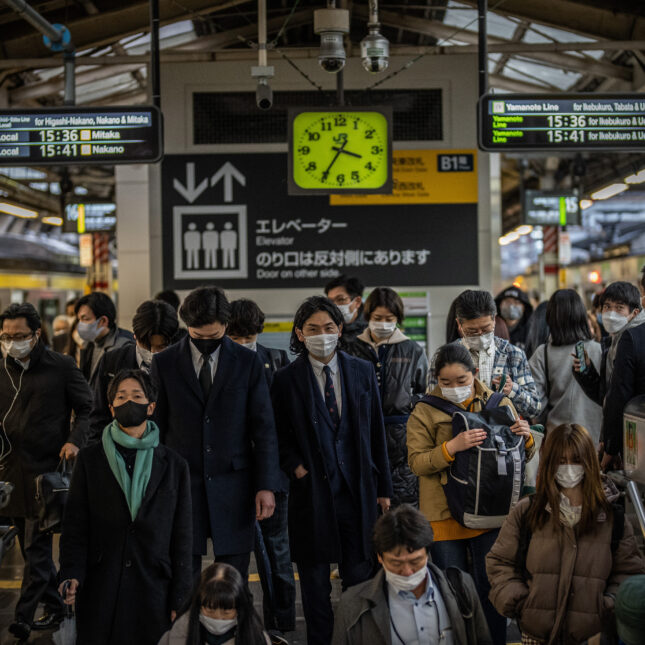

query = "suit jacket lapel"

[
  {"left": 141, "top": 448, "right": 167, "bottom": 507},
  {"left": 207, "top": 337, "right": 234, "bottom": 404},
  {"left": 339, "top": 352, "right": 360, "bottom": 430},
  {"left": 177, "top": 337, "right": 204, "bottom": 403}
]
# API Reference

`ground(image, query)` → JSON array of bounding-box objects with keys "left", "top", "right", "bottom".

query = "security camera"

[
  {"left": 361, "top": 28, "right": 389, "bottom": 74},
  {"left": 256, "top": 79, "right": 273, "bottom": 110},
  {"left": 314, "top": 8, "right": 350, "bottom": 74},
  {"left": 251, "top": 65, "right": 274, "bottom": 110}
]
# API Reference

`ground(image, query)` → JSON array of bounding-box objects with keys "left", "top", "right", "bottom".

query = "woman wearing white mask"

[
  {"left": 158, "top": 562, "right": 270, "bottom": 645},
  {"left": 349, "top": 287, "right": 428, "bottom": 508},
  {"left": 407, "top": 342, "right": 534, "bottom": 644},
  {"left": 487, "top": 423, "right": 645, "bottom": 645}
]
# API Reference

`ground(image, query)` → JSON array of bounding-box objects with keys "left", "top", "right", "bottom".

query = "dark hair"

[
  {"left": 75, "top": 292, "right": 117, "bottom": 330},
  {"left": 363, "top": 287, "right": 404, "bottom": 324},
  {"left": 66, "top": 297, "right": 79, "bottom": 310},
  {"left": 434, "top": 342, "right": 476, "bottom": 376},
  {"left": 179, "top": 286, "right": 231, "bottom": 328},
  {"left": 154, "top": 289, "right": 180, "bottom": 312},
  {"left": 446, "top": 298, "right": 460, "bottom": 343},
  {"left": 599, "top": 281, "right": 641, "bottom": 313},
  {"left": 455, "top": 290, "right": 497, "bottom": 321},
  {"left": 373, "top": 504, "right": 434, "bottom": 555},
  {"left": 545, "top": 289, "right": 591, "bottom": 346},
  {"left": 324, "top": 274, "right": 364, "bottom": 300},
  {"left": 228, "top": 299, "right": 265, "bottom": 337},
  {"left": 107, "top": 369, "right": 157, "bottom": 405},
  {"left": 183, "top": 563, "right": 266, "bottom": 645},
  {"left": 0, "top": 303, "right": 41, "bottom": 333},
  {"left": 290, "top": 296, "right": 343, "bottom": 356},
  {"left": 132, "top": 300, "right": 178, "bottom": 348},
  {"left": 524, "top": 301, "right": 550, "bottom": 358}
]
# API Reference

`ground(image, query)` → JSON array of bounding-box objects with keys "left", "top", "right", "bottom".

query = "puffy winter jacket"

[{"left": 348, "top": 328, "right": 428, "bottom": 506}]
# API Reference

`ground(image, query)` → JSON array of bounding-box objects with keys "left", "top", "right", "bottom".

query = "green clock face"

[{"left": 290, "top": 110, "right": 390, "bottom": 192}]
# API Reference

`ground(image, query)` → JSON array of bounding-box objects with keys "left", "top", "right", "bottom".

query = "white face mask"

[
  {"left": 337, "top": 303, "right": 355, "bottom": 324},
  {"left": 304, "top": 333, "right": 338, "bottom": 358},
  {"left": 369, "top": 320, "right": 397, "bottom": 338},
  {"left": 602, "top": 311, "right": 629, "bottom": 334},
  {"left": 241, "top": 341, "right": 257, "bottom": 352},
  {"left": 555, "top": 464, "right": 584, "bottom": 489},
  {"left": 441, "top": 384, "right": 473, "bottom": 404},
  {"left": 199, "top": 613, "right": 237, "bottom": 636},
  {"left": 2, "top": 338, "right": 34, "bottom": 360},
  {"left": 384, "top": 560, "right": 428, "bottom": 593},
  {"left": 462, "top": 331, "right": 494, "bottom": 352},
  {"left": 77, "top": 320, "right": 101, "bottom": 342}
]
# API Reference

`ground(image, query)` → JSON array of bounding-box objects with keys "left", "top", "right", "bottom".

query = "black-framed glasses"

[{"left": 0, "top": 333, "right": 34, "bottom": 342}]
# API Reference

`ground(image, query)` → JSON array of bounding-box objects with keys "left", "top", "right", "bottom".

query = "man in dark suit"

[
  {"left": 150, "top": 286, "right": 281, "bottom": 580},
  {"left": 228, "top": 299, "right": 294, "bottom": 645},
  {"left": 602, "top": 319, "right": 645, "bottom": 469},
  {"left": 90, "top": 299, "right": 178, "bottom": 442},
  {"left": 75, "top": 292, "right": 133, "bottom": 389},
  {"left": 271, "top": 296, "right": 393, "bottom": 645}
]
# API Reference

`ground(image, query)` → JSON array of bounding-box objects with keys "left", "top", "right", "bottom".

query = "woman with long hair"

[
  {"left": 529, "top": 289, "right": 603, "bottom": 440},
  {"left": 487, "top": 424, "right": 645, "bottom": 644},
  {"left": 158, "top": 562, "right": 270, "bottom": 645}
]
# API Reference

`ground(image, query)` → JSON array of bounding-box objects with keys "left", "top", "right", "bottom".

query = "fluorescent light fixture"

[
  {"left": 505, "top": 231, "right": 520, "bottom": 243},
  {"left": 624, "top": 169, "right": 645, "bottom": 184},
  {"left": 516, "top": 225, "right": 533, "bottom": 236},
  {"left": 590, "top": 183, "right": 628, "bottom": 200},
  {"left": 579, "top": 199, "right": 593, "bottom": 210},
  {"left": 498, "top": 236, "right": 511, "bottom": 246},
  {"left": 42, "top": 216, "right": 63, "bottom": 226},
  {"left": 0, "top": 202, "right": 38, "bottom": 218}
]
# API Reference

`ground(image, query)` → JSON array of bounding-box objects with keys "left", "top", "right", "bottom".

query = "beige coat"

[
  {"left": 486, "top": 497, "right": 645, "bottom": 644},
  {"left": 407, "top": 379, "right": 521, "bottom": 522}
]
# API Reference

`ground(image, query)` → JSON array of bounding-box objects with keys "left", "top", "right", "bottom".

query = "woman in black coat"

[
  {"left": 347, "top": 288, "right": 428, "bottom": 507},
  {"left": 59, "top": 369, "right": 193, "bottom": 645}
]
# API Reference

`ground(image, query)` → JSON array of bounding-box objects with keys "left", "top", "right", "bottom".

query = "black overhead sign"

[
  {"left": 161, "top": 153, "right": 479, "bottom": 290},
  {"left": 0, "top": 106, "right": 162, "bottom": 165},
  {"left": 523, "top": 190, "right": 581, "bottom": 227},
  {"left": 479, "top": 93, "right": 645, "bottom": 152}
]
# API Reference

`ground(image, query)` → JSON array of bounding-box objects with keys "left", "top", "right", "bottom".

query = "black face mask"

[
  {"left": 113, "top": 400, "right": 149, "bottom": 428},
  {"left": 191, "top": 336, "right": 223, "bottom": 355}
]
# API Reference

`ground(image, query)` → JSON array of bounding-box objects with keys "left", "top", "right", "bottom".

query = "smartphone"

[{"left": 575, "top": 341, "right": 586, "bottom": 373}]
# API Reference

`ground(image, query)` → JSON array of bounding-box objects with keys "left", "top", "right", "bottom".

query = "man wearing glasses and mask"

[
  {"left": 430, "top": 290, "right": 540, "bottom": 420},
  {"left": 0, "top": 303, "right": 92, "bottom": 641}
]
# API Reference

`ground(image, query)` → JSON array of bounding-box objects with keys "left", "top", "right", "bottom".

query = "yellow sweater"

[{"left": 407, "top": 380, "right": 534, "bottom": 541}]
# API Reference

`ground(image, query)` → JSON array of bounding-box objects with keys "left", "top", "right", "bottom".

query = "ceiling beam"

[
  {"left": 355, "top": 7, "right": 633, "bottom": 81},
  {"left": 458, "top": 0, "right": 645, "bottom": 42}
]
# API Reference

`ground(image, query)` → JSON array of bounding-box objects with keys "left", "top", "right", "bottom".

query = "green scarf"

[{"left": 102, "top": 419, "right": 160, "bottom": 521}]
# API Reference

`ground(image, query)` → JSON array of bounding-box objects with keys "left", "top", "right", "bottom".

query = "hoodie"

[{"left": 495, "top": 286, "right": 534, "bottom": 350}]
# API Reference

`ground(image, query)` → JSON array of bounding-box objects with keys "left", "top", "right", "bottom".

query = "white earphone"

[{"left": 0, "top": 356, "right": 24, "bottom": 466}]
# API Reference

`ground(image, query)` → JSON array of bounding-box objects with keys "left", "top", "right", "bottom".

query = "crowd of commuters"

[{"left": 0, "top": 272, "right": 644, "bottom": 645}]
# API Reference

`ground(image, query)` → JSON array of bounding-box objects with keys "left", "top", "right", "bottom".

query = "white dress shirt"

[
  {"left": 461, "top": 337, "right": 495, "bottom": 388},
  {"left": 308, "top": 352, "right": 342, "bottom": 418},
  {"left": 189, "top": 338, "right": 221, "bottom": 381}
]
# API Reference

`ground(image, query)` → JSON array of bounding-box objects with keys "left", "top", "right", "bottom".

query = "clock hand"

[
  {"left": 332, "top": 146, "right": 362, "bottom": 159},
  {"left": 321, "top": 139, "right": 348, "bottom": 180}
]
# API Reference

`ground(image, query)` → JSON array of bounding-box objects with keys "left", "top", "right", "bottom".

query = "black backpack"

[
  {"left": 514, "top": 495, "right": 625, "bottom": 581},
  {"left": 420, "top": 392, "right": 526, "bottom": 529}
]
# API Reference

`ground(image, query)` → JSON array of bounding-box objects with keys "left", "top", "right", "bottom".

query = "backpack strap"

[
  {"left": 484, "top": 391, "right": 506, "bottom": 410},
  {"left": 419, "top": 395, "right": 462, "bottom": 417},
  {"left": 610, "top": 502, "right": 625, "bottom": 555},
  {"left": 444, "top": 566, "right": 474, "bottom": 618}
]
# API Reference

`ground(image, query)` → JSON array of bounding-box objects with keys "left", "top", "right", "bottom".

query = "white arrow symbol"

[
  {"left": 173, "top": 162, "right": 208, "bottom": 203},
  {"left": 211, "top": 162, "right": 246, "bottom": 203}
]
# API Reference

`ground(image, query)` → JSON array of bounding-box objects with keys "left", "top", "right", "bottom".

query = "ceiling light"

[
  {"left": 579, "top": 199, "right": 593, "bottom": 210},
  {"left": 505, "top": 231, "right": 520, "bottom": 243},
  {"left": 498, "top": 236, "right": 511, "bottom": 246},
  {"left": 0, "top": 202, "right": 38, "bottom": 218},
  {"left": 42, "top": 216, "right": 63, "bottom": 226},
  {"left": 624, "top": 169, "right": 645, "bottom": 184},
  {"left": 590, "top": 183, "right": 628, "bottom": 200},
  {"left": 516, "top": 225, "right": 533, "bottom": 236}
]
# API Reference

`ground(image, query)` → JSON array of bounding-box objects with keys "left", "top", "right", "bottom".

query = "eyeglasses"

[
  {"left": 331, "top": 296, "right": 352, "bottom": 305},
  {"left": 0, "top": 333, "right": 34, "bottom": 342},
  {"left": 460, "top": 324, "right": 495, "bottom": 337}
]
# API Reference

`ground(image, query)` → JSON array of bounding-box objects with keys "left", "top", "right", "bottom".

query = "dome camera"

[
  {"left": 314, "top": 8, "right": 350, "bottom": 74},
  {"left": 361, "top": 29, "right": 389, "bottom": 74}
]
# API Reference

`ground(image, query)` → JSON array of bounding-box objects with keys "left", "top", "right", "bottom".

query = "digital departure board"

[
  {"left": 479, "top": 94, "right": 645, "bottom": 152},
  {"left": 64, "top": 202, "right": 116, "bottom": 233},
  {"left": 523, "top": 190, "right": 581, "bottom": 226},
  {"left": 0, "top": 106, "right": 162, "bottom": 165}
]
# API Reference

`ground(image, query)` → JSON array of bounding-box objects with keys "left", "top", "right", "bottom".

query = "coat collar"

[
  {"left": 357, "top": 327, "right": 409, "bottom": 348},
  {"left": 139, "top": 445, "right": 168, "bottom": 509}
]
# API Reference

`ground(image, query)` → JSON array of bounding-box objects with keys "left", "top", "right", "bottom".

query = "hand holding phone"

[{"left": 575, "top": 341, "right": 586, "bottom": 373}]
